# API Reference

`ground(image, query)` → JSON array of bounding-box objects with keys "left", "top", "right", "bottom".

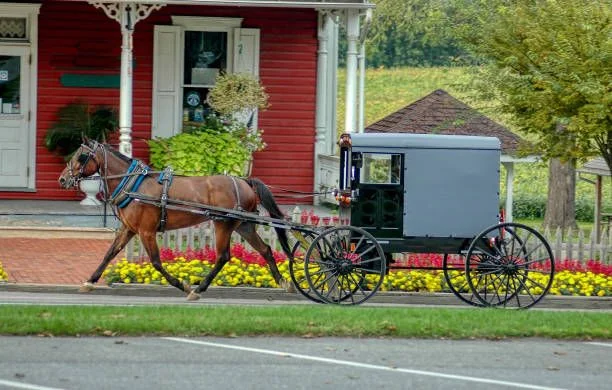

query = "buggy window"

[{"left": 361, "top": 153, "right": 401, "bottom": 184}]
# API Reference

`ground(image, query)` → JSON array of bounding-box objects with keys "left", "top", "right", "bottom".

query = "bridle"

[{"left": 63, "top": 141, "right": 103, "bottom": 188}]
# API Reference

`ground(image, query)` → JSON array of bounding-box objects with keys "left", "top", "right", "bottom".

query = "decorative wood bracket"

[{"left": 89, "top": 2, "right": 165, "bottom": 30}]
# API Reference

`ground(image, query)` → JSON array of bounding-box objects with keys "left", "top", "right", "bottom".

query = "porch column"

[
  {"left": 344, "top": 9, "right": 360, "bottom": 133},
  {"left": 313, "top": 11, "right": 333, "bottom": 200},
  {"left": 357, "top": 9, "right": 371, "bottom": 133},
  {"left": 90, "top": 2, "right": 164, "bottom": 157},
  {"left": 502, "top": 162, "right": 514, "bottom": 222},
  {"left": 315, "top": 12, "right": 331, "bottom": 161}
]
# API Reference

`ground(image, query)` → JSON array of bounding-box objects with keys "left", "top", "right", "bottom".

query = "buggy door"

[{"left": 351, "top": 152, "right": 403, "bottom": 239}]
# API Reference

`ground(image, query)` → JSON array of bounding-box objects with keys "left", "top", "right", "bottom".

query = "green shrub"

[{"left": 148, "top": 128, "right": 251, "bottom": 176}]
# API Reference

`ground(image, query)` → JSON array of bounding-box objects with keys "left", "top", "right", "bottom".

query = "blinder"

[{"left": 64, "top": 143, "right": 100, "bottom": 187}]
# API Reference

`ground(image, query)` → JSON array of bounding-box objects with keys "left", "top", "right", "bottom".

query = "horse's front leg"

[
  {"left": 80, "top": 225, "right": 135, "bottom": 292},
  {"left": 189, "top": 221, "right": 235, "bottom": 301},
  {"left": 139, "top": 231, "right": 192, "bottom": 295}
]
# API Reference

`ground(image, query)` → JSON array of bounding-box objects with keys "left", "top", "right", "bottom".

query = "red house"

[{"left": 0, "top": 0, "right": 373, "bottom": 203}]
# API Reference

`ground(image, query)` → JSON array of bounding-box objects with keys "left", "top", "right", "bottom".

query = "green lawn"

[{"left": 0, "top": 305, "right": 610, "bottom": 339}]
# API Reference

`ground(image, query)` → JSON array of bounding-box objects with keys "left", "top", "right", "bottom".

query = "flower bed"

[
  {"left": 0, "top": 261, "right": 8, "bottom": 281},
  {"left": 102, "top": 245, "right": 612, "bottom": 297}
]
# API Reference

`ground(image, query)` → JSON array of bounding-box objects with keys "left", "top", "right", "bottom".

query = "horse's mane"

[{"left": 103, "top": 143, "right": 132, "bottom": 163}]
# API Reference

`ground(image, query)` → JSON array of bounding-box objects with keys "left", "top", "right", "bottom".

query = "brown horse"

[{"left": 58, "top": 139, "right": 293, "bottom": 300}]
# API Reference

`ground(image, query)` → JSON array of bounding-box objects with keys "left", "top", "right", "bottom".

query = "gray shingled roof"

[
  {"left": 365, "top": 89, "right": 526, "bottom": 155},
  {"left": 578, "top": 157, "right": 611, "bottom": 177}
]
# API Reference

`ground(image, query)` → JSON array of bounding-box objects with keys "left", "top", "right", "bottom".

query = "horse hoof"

[
  {"left": 280, "top": 279, "right": 297, "bottom": 294},
  {"left": 187, "top": 291, "right": 201, "bottom": 301},
  {"left": 182, "top": 281, "right": 192, "bottom": 294},
  {"left": 79, "top": 282, "right": 94, "bottom": 293}
]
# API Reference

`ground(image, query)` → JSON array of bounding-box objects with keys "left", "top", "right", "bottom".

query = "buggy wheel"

[
  {"left": 304, "top": 226, "right": 386, "bottom": 305},
  {"left": 288, "top": 233, "right": 324, "bottom": 303},
  {"left": 466, "top": 222, "right": 555, "bottom": 309},
  {"left": 442, "top": 253, "right": 486, "bottom": 307}
]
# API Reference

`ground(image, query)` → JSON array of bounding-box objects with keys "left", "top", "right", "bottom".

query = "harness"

[
  {"left": 157, "top": 166, "right": 174, "bottom": 232},
  {"left": 109, "top": 159, "right": 150, "bottom": 208}
]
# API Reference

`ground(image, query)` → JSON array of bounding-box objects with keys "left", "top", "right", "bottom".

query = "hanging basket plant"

[{"left": 206, "top": 72, "right": 269, "bottom": 116}]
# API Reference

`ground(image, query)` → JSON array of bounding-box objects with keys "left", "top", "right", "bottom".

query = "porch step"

[{"left": 0, "top": 200, "right": 120, "bottom": 229}]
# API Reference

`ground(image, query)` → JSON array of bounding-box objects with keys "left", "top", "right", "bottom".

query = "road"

[{"left": 0, "top": 336, "right": 610, "bottom": 390}]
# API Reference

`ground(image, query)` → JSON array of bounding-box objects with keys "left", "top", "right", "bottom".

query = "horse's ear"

[{"left": 82, "top": 134, "right": 90, "bottom": 145}]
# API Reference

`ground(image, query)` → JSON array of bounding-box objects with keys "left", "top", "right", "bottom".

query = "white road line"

[
  {"left": 0, "top": 379, "right": 64, "bottom": 390},
  {"left": 164, "top": 337, "right": 566, "bottom": 390},
  {"left": 585, "top": 342, "right": 612, "bottom": 348}
]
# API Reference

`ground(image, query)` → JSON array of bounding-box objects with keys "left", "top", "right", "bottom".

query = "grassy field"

[
  {"left": 0, "top": 305, "right": 610, "bottom": 339},
  {"left": 337, "top": 66, "right": 612, "bottom": 222}
]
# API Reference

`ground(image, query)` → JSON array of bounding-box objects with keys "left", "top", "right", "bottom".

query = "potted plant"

[
  {"left": 45, "top": 101, "right": 118, "bottom": 205},
  {"left": 44, "top": 101, "right": 118, "bottom": 161}
]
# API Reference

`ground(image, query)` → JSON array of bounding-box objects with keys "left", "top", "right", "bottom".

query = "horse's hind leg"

[
  {"left": 236, "top": 223, "right": 291, "bottom": 290},
  {"left": 139, "top": 232, "right": 192, "bottom": 295},
  {"left": 80, "top": 225, "right": 135, "bottom": 292},
  {"left": 191, "top": 221, "right": 235, "bottom": 300}
]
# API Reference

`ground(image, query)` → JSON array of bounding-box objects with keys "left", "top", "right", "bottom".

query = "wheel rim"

[
  {"left": 466, "top": 223, "right": 555, "bottom": 309},
  {"left": 304, "top": 226, "right": 386, "bottom": 305},
  {"left": 288, "top": 234, "right": 324, "bottom": 303},
  {"left": 442, "top": 253, "right": 486, "bottom": 307}
]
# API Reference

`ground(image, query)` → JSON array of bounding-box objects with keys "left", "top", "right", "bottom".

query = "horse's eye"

[{"left": 77, "top": 153, "right": 89, "bottom": 164}]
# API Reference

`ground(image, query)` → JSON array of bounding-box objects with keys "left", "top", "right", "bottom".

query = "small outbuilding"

[{"left": 577, "top": 157, "right": 611, "bottom": 240}]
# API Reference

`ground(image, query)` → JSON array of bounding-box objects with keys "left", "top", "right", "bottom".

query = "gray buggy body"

[{"left": 342, "top": 132, "right": 501, "bottom": 253}]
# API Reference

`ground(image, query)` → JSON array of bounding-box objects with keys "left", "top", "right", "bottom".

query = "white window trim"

[
  {"left": 0, "top": 3, "right": 40, "bottom": 42},
  {"left": 171, "top": 16, "right": 243, "bottom": 78}
]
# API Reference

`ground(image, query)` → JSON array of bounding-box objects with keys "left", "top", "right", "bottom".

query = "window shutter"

[
  {"left": 233, "top": 28, "right": 261, "bottom": 130},
  {"left": 152, "top": 25, "right": 181, "bottom": 139},
  {"left": 233, "top": 28, "right": 260, "bottom": 76}
]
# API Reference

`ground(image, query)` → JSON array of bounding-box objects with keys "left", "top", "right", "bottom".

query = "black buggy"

[{"left": 288, "top": 132, "right": 555, "bottom": 308}]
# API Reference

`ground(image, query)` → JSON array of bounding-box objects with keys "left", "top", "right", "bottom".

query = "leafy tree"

[
  {"left": 363, "top": 0, "right": 473, "bottom": 67},
  {"left": 456, "top": 0, "right": 611, "bottom": 229}
]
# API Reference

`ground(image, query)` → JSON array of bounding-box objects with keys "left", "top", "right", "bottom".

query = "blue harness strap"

[{"left": 110, "top": 160, "right": 150, "bottom": 209}]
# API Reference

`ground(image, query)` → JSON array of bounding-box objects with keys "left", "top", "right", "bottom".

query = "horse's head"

[{"left": 58, "top": 138, "right": 102, "bottom": 189}]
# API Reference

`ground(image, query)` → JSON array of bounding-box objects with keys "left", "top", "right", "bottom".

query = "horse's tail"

[{"left": 246, "top": 178, "right": 293, "bottom": 260}]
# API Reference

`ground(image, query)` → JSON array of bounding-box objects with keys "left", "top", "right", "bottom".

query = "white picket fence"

[{"left": 123, "top": 216, "right": 612, "bottom": 265}]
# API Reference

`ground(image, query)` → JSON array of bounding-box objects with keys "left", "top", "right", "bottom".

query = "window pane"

[
  {"left": 183, "top": 31, "right": 227, "bottom": 85},
  {"left": 0, "top": 55, "right": 20, "bottom": 114},
  {"left": 362, "top": 153, "right": 401, "bottom": 184},
  {"left": 182, "top": 87, "right": 213, "bottom": 125}
]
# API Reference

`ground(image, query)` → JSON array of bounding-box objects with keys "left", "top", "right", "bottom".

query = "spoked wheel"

[
  {"left": 304, "top": 226, "right": 386, "bottom": 305},
  {"left": 442, "top": 253, "right": 486, "bottom": 307},
  {"left": 465, "top": 222, "right": 555, "bottom": 309},
  {"left": 288, "top": 232, "right": 324, "bottom": 303}
]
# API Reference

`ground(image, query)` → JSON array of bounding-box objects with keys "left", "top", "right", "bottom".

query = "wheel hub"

[{"left": 337, "top": 260, "right": 353, "bottom": 275}]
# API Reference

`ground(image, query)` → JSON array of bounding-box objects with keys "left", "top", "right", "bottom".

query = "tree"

[
  {"left": 364, "top": 0, "right": 473, "bottom": 67},
  {"left": 456, "top": 0, "right": 611, "bottom": 229}
]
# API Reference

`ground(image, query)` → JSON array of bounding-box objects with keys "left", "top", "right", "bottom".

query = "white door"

[{"left": 0, "top": 45, "right": 30, "bottom": 188}]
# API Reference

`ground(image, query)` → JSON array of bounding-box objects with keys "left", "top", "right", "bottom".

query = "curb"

[{"left": 1, "top": 282, "right": 610, "bottom": 310}]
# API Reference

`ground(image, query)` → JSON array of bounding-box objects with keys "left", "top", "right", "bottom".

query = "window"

[
  {"left": 152, "top": 18, "right": 258, "bottom": 139},
  {"left": 172, "top": 17, "right": 242, "bottom": 130},
  {"left": 0, "top": 55, "right": 21, "bottom": 113},
  {"left": 0, "top": 18, "right": 26, "bottom": 41},
  {"left": 361, "top": 153, "right": 402, "bottom": 185}
]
